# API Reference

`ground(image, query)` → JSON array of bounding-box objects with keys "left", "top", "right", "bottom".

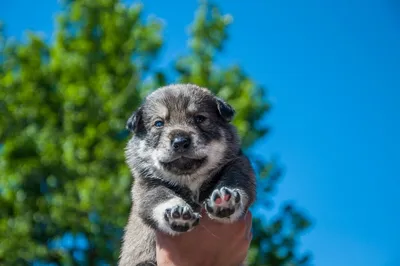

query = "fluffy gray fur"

[{"left": 119, "top": 84, "right": 256, "bottom": 266}]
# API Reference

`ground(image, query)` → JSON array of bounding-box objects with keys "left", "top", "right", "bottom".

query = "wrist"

[{"left": 157, "top": 250, "right": 213, "bottom": 266}]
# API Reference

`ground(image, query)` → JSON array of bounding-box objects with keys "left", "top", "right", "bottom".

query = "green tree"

[{"left": 0, "top": 0, "right": 312, "bottom": 265}]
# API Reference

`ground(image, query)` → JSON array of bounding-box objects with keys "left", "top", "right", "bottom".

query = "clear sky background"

[{"left": 1, "top": 1, "right": 399, "bottom": 266}]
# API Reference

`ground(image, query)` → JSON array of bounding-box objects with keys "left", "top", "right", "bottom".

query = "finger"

[
  {"left": 245, "top": 210, "right": 252, "bottom": 223},
  {"left": 155, "top": 230, "right": 172, "bottom": 246},
  {"left": 246, "top": 230, "right": 253, "bottom": 242},
  {"left": 244, "top": 211, "right": 253, "bottom": 240}
]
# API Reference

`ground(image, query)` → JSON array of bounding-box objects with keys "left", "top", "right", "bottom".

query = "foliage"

[{"left": 0, "top": 0, "right": 312, "bottom": 265}]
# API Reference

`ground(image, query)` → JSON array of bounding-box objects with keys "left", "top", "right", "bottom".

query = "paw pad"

[
  {"left": 164, "top": 205, "right": 200, "bottom": 233},
  {"left": 205, "top": 187, "right": 242, "bottom": 219}
]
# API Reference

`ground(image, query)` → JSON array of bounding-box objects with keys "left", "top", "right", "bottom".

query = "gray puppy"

[{"left": 119, "top": 84, "right": 256, "bottom": 265}]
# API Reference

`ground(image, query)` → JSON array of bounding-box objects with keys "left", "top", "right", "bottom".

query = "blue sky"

[{"left": 1, "top": 0, "right": 399, "bottom": 265}]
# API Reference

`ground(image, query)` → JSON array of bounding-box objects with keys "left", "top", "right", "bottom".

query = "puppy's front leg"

[
  {"left": 204, "top": 154, "right": 256, "bottom": 223},
  {"left": 135, "top": 184, "right": 201, "bottom": 235}
]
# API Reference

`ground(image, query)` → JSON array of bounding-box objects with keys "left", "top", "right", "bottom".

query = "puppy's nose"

[{"left": 171, "top": 136, "right": 191, "bottom": 152}]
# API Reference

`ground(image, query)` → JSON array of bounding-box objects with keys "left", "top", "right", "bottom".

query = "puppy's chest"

[
  {"left": 182, "top": 183, "right": 204, "bottom": 206},
  {"left": 175, "top": 180, "right": 215, "bottom": 207},
  {"left": 189, "top": 180, "right": 220, "bottom": 205},
  {"left": 153, "top": 173, "right": 221, "bottom": 206},
  {"left": 174, "top": 176, "right": 205, "bottom": 202}
]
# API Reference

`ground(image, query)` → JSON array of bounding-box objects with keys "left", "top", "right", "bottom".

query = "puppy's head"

[{"left": 125, "top": 84, "right": 239, "bottom": 179}]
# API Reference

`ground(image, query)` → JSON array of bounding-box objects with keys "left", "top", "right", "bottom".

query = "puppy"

[{"left": 119, "top": 84, "right": 256, "bottom": 265}]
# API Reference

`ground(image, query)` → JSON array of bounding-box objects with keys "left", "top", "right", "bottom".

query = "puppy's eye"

[
  {"left": 194, "top": 115, "right": 207, "bottom": 124},
  {"left": 154, "top": 120, "right": 164, "bottom": 128}
]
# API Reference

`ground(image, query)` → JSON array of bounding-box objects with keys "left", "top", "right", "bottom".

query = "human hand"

[{"left": 156, "top": 209, "right": 252, "bottom": 266}]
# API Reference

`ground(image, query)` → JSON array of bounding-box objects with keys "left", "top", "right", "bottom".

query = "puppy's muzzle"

[{"left": 170, "top": 132, "right": 191, "bottom": 153}]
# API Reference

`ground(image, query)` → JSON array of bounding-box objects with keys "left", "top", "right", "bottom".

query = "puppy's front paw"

[
  {"left": 153, "top": 198, "right": 200, "bottom": 235},
  {"left": 164, "top": 205, "right": 200, "bottom": 233},
  {"left": 205, "top": 187, "right": 246, "bottom": 223}
]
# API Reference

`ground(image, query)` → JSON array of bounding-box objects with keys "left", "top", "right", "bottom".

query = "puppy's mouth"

[{"left": 160, "top": 156, "right": 207, "bottom": 175}]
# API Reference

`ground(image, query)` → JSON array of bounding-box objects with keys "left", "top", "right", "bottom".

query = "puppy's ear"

[
  {"left": 216, "top": 97, "right": 235, "bottom": 122},
  {"left": 126, "top": 106, "right": 144, "bottom": 133}
]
